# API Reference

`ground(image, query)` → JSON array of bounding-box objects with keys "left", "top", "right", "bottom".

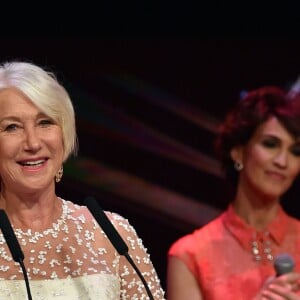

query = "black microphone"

[
  {"left": 0, "top": 209, "right": 32, "bottom": 300},
  {"left": 274, "top": 253, "right": 295, "bottom": 276},
  {"left": 84, "top": 197, "right": 154, "bottom": 300}
]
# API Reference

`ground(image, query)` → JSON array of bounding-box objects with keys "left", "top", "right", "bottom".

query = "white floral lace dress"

[{"left": 0, "top": 198, "right": 165, "bottom": 300}]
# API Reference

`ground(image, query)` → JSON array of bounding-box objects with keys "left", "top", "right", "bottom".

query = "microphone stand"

[
  {"left": 0, "top": 209, "right": 33, "bottom": 300},
  {"left": 18, "top": 258, "right": 33, "bottom": 300},
  {"left": 84, "top": 197, "right": 154, "bottom": 300}
]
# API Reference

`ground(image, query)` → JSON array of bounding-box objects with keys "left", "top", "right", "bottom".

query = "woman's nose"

[
  {"left": 24, "top": 128, "right": 42, "bottom": 151},
  {"left": 273, "top": 150, "right": 288, "bottom": 168}
]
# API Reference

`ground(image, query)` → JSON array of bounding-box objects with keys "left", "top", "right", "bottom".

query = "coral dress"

[{"left": 168, "top": 205, "right": 300, "bottom": 299}]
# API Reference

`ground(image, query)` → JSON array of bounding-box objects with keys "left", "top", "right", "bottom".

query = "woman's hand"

[{"left": 257, "top": 273, "right": 300, "bottom": 300}]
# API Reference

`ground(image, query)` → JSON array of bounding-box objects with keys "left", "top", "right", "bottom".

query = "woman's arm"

[
  {"left": 108, "top": 212, "right": 165, "bottom": 299},
  {"left": 167, "top": 256, "right": 203, "bottom": 300}
]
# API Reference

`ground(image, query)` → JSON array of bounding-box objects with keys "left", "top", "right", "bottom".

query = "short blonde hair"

[{"left": 0, "top": 61, "right": 78, "bottom": 161}]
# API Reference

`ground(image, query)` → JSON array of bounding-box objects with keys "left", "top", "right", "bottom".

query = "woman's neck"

[
  {"left": 0, "top": 190, "right": 62, "bottom": 231},
  {"left": 232, "top": 189, "right": 280, "bottom": 231}
]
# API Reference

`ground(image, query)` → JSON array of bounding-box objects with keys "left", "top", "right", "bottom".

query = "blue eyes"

[
  {"left": 39, "top": 119, "right": 54, "bottom": 126},
  {"left": 4, "top": 119, "right": 54, "bottom": 132},
  {"left": 5, "top": 124, "right": 18, "bottom": 131}
]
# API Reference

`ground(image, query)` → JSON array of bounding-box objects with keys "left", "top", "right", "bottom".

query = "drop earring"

[
  {"left": 234, "top": 161, "right": 243, "bottom": 171},
  {"left": 55, "top": 166, "right": 63, "bottom": 183}
]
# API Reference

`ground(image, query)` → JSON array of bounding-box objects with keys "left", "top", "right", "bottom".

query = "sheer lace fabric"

[{"left": 0, "top": 199, "right": 165, "bottom": 299}]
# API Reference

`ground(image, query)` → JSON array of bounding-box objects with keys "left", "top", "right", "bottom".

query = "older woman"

[
  {"left": 167, "top": 86, "right": 300, "bottom": 299},
  {"left": 0, "top": 61, "right": 165, "bottom": 299}
]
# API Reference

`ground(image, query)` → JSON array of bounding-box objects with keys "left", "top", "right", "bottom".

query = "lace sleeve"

[{"left": 108, "top": 213, "right": 166, "bottom": 300}]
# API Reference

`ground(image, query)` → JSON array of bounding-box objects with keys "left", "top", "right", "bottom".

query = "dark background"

[{"left": 2, "top": 3, "right": 300, "bottom": 293}]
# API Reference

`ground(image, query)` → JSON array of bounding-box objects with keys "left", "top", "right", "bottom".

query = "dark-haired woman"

[{"left": 167, "top": 86, "right": 300, "bottom": 299}]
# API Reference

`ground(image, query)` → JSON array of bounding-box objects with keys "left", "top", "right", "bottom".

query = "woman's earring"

[
  {"left": 55, "top": 166, "right": 63, "bottom": 183},
  {"left": 234, "top": 161, "right": 244, "bottom": 171}
]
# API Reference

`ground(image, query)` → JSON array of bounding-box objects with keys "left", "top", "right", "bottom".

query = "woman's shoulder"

[
  {"left": 104, "top": 211, "right": 137, "bottom": 234},
  {"left": 187, "top": 212, "right": 225, "bottom": 238},
  {"left": 61, "top": 198, "right": 137, "bottom": 236},
  {"left": 169, "top": 213, "right": 225, "bottom": 254},
  {"left": 62, "top": 198, "right": 122, "bottom": 217}
]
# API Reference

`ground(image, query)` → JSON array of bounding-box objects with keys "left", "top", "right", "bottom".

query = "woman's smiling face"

[
  {"left": 0, "top": 88, "right": 64, "bottom": 193},
  {"left": 231, "top": 116, "right": 300, "bottom": 201}
]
